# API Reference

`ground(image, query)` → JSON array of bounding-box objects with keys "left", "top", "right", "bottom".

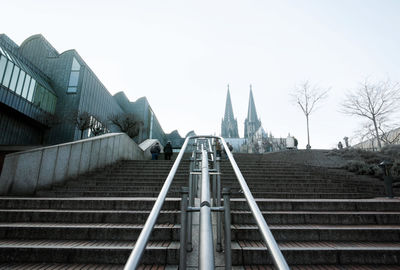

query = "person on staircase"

[
  {"left": 164, "top": 141, "right": 173, "bottom": 160},
  {"left": 150, "top": 142, "right": 161, "bottom": 160}
]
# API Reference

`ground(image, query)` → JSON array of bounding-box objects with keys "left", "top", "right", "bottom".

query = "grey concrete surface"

[{"left": 0, "top": 133, "right": 146, "bottom": 195}]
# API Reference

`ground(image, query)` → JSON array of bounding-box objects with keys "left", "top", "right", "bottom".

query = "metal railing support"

[
  {"left": 187, "top": 157, "right": 195, "bottom": 252},
  {"left": 223, "top": 187, "right": 232, "bottom": 270},
  {"left": 199, "top": 148, "right": 215, "bottom": 269},
  {"left": 180, "top": 187, "right": 189, "bottom": 269},
  {"left": 216, "top": 156, "right": 222, "bottom": 252}
]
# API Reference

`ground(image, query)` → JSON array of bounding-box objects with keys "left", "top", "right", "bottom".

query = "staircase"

[
  {"left": 222, "top": 153, "right": 400, "bottom": 269},
  {"left": 0, "top": 159, "right": 189, "bottom": 269},
  {"left": 0, "top": 151, "right": 399, "bottom": 269}
]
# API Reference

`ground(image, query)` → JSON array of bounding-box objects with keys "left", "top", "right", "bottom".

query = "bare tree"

[
  {"left": 341, "top": 79, "right": 400, "bottom": 149},
  {"left": 89, "top": 116, "right": 108, "bottom": 137},
  {"left": 36, "top": 113, "right": 62, "bottom": 144},
  {"left": 291, "top": 81, "right": 329, "bottom": 149},
  {"left": 71, "top": 111, "right": 91, "bottom": 140},
  {"left": 108, "top": 113, "right": 143, "bottom": 139}
]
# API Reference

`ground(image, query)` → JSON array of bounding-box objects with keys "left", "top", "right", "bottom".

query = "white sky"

[{"left": 2, "top": 0, "right": 400, "bottom": 149}]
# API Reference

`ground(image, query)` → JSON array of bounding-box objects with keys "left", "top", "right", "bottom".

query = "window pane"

[
  {"left": 22, "top": 75, "right": 31, "bottom": 99},
  {"left": 67, "top": 87, "right": 77, "bottom": 93},
  {"left": 72, "top": 58, "right": 81, "bottom": 71},
  {"left": 2, "top": 60, "right": 14, "bottom": 87},
  {"left": 9, "top": 66, "right": 20, "bottom": 92},
  {"left": 33, "top": 84, "right": 42, "bottom": 106},
  {"left": 15, "top": 70, "right": 25, "bottom": 95},
  {"left": 68, "top": 71, "right": 79, "bottom": 87},
  {"left": 0, "top": 56, "right": 7, "bottom": 82},
  {"left": 27, "top": 78, "right": 36, "bottom": 101}
]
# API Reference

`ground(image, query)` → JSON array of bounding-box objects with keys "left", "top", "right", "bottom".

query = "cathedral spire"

[
  {"left": 221, "top": 85, "right": 239, "bottom": 138},
  {"left": 244, "top": 85, "right": 261, "bottom": 139},
  {"left": 247, "top": 85, "right": 259, "bottom": 123},
  {"left": 224, "top": 84, "right": 235, "bottom": 120}
]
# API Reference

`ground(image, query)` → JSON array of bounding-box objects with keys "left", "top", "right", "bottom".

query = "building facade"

[{"left": 0, "top": 34, "right": 169, "bottom": 146}]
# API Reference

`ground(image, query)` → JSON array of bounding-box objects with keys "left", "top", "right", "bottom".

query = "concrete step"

[
  {"left": 36, "top": 191, "right": 183, "bottom": 197},
  {"left": 231, "top": 241, "right": 400, "bottom": 265},
  {"left": 230, "top": 198, "right": 400, "bottom": 211},
  {"left": 0, "top": 197, "right": 180, "bottom": 210},
  {"left": 0, "top": 209, "right": 180, "bottom": 224},
  {"left": 0, "top": 223, "right": 180, "bottom": 241},
  {"left": 237, "top": 265, "right": 400, "bottom": 270},
  {"left": 0, "top": 263, "right": 178, "bottom": 270},
  {"left": 232, "top": 224, "right": 400, "bottom": 241},
  {"left": 0, "top": 239, "right": 179, "bottom": 264},
  {"left": 231, "top": 210, "right": 400, "bottom": 225},
  {"left": 230, "top": 192, "right": 374, "bottom": 199}
]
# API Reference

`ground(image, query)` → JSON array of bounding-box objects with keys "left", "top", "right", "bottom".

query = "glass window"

[
  {"left": 9, "top": 66, "right": 20, "bottom": 92},
  {"left": 0, "top": 56, "right": 6, "bottom": 81},
  {"left": 15, "top": 70, "right": 25, "bottom": 95},
  {"left": 67, "top": 87, "right": 77, "bottom": 93},
  {"left": 27, "top": 78, "right": 36, "bottom": 101},
  {"left": 2, "top": 60, "right": 14, "bottom": 87},
  {"left": 68, "top": 71, "right": 79, "bottom": 87},
  {"left": 33, "top": 84, "right": 42, "bottom": 106},
  {"left": 72, "top": 58, "right": 81, "bottom": 71},
  {"left": 22, "top": 75, "right": 31, "bottom": 99}
]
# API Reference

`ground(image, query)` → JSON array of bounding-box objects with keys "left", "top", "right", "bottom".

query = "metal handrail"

[
  {"left": 199, "top": 147, "right": 215, "bottom": 269},
  {"left": 123, "top": 136, "right": 191, "bottom": 269},
  {"left": 124, "top": 135, "right": 289, "bottom": 270},
  {"left": 219, "top": 137, "right": 290, "bottom": 270}
]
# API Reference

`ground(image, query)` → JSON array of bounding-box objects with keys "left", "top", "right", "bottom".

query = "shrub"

[{"left": 345, "top": 160, "right": 369, "bottom": 174}]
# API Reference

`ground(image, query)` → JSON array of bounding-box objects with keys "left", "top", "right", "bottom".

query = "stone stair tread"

[
  {"left": 0, "top": 239, "right": 178, "bottom": 248},
  {"left": 233, "top": 224, "right": 400, "bottom": 229},
  {"left": 0, "top": 209, "right": 178, "bottom": 214},
  {"left": 240, "top": 265, "right": 400, "bottom": 269},
  {"left": 232, "top": 210, "right": 400, "bottom": 214},
  {"left": 0, "top": 222, "right": 177, "bottom": 229},
  {"left": 235, "top": 240, "right": 400, "bottom": 250},
  {"left": 0, "top": 263, "right": 178, "bottom": 270}
]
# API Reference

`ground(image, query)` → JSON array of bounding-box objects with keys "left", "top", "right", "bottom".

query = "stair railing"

[
  {"left": 124, "top": 135, "right": 289, "bottom": 270},
  {"left": 219, "top": 137, "right": 290, "bottom": 270}
]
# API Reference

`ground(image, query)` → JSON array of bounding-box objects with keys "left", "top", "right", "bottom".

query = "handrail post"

[
  {"left": 216, "top": 156, "right": 222, "bottom": 252},
  {"left": 180, "top": 187, "right": 189, "bottom": 269},
  {"left": 223, "top": 187, "right": 232, "bottom": 270},
  {"left": 187, "top": 157, "right": 195, "bottom": 252},
  {"left": 199, "top": 148, "right": 215, "bottom": 269}
]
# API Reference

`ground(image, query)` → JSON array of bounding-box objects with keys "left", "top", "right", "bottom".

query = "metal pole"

[
  {"left": 216, "top": 156, "right": 222, "bottom": 252},
  {"left": 223, "top": 187, "right": 231, "bottom": 270},
  {"left": 180, "top": 187, "right": 189, "bottom": 269},
  {"left": 199, "top": 148, "right": 215, "bottom": 270},
  {"left": 187, "top": 157, "right": 194, "bottom": 252}
]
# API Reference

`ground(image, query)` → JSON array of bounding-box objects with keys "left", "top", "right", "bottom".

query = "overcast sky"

[{"left": 3, "top": 0, "right": 400, "bottom": 149}]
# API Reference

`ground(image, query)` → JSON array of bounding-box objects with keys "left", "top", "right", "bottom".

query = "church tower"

[
  {"left": 244, "top": 85, "right": 261, "bottom": 139},
  {"left": 221, "top": 85, "right": 239, "bottom": 138}
]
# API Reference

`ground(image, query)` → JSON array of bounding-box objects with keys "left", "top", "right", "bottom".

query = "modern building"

[
  {"left": 0, "top": 34, "right": 176, "bottom": 148},
  {"left": 221, "top": 85, "right": 239, "bottom": 138}
]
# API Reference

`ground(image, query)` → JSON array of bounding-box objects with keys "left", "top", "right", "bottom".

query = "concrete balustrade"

[{"left": 0, "top": 133, "right": 145, "bottom": 195}]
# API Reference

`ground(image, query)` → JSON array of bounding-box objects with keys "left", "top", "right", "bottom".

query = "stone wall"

[{"left": 0, "top": 133, "right": 144, "bottom": 195}]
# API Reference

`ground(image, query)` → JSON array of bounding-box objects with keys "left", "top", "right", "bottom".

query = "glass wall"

[
  {"left": 67, "top": 57, "right": 81, "bottom": 93},
  {"left": 0, "top": 48, "right": 57, "bottom": 114}
]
